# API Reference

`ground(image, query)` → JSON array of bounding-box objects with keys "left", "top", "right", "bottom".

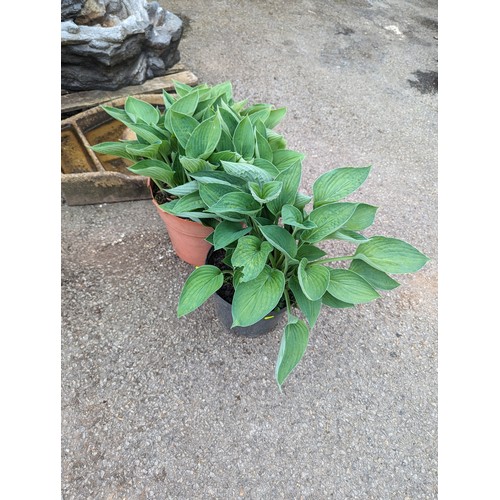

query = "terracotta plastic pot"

[
  {"left": 148, "top": 179, "right": 213, "bottom": 266},
  {"left": 206, "top": 248, "right": 287, "bottom": 337}
]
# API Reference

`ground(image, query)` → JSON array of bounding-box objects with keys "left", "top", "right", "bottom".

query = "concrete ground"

[{"left": 61, "top": 0, "right": 438, "bottom": 498}]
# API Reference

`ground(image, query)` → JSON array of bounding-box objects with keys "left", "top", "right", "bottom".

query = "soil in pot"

[{"left": 207, "top": 248, "right": 287, "bottom": 337}]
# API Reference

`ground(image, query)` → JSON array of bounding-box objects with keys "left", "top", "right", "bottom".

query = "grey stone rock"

[{"left": 61, "top": 0, "right": 183, "bottom": 91}]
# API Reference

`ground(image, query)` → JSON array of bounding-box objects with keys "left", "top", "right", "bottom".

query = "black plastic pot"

[{"left": 206, "top": 248, "right": 287, "bottom": 337}]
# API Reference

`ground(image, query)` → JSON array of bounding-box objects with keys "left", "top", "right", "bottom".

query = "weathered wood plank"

[{"left": 61, "top": 68, "right": 198, "bottom": 114}]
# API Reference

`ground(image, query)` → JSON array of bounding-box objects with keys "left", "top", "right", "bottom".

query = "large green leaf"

[
  {"left": 221, "top": 160, "right": 274, "bottom": 184},
  {"left": 322, "top": 291, "right": 354, "bottom": 308},
  {"left": 259, "top": 225, "right": 298, "bottom": 260},
  {"left": 164, "top": 181, "right": 199, "bottom": 197},
  {"left": 300, "top": 203, "right": 358, "bottom": 243},
  {"left": 354, "top": 236, "right": 429, "bottom": 274},
  {"left": 281, "top": 205, "right": 316, "bottom": 230},
  {"left": 90, "top": 142, "right": 135, "bottom": 161},
  {"left": 164, "top": 91, "right": 200, "bottom": 130},
  {"left": 216, "top": 128, "right": 234, "bottom": 152},
  {"left": 177, "top": 265, "right": 224, "bottom": 317},
  {"left": 198, "top": 183, "right": 242, "bottom": 207},
  {"left": 294, "top": 192, "right": 312, "bottom": 210},
  {"left": 213, "top": 221, "right": 251, "bottom": 250},
  {"left": 349, "top": 259, "right": 400, "bottom": 291},
  {"left": 272, "top": 149, "right": 305, "bottom": 171},
  {"left": 170, "top": 111, "right": 199, "bottom": 148},
  {"left": 248, "top": 181, "right": 283, "bottom": 203},
  {"left": 208, "top": 151, "right": 242, "bottom": 165},
  {"left": 101, "top": 106, "right": 133, "bottom": 126},
  {"left": 232, "top": 266, "right": 285, "bottom": 327},
  {"left": 296, "top": 244, "right": 327, "bottom": 262},
  {"left": 189, "top": 170, "right": 246, "bottom": 187},
  {"left": 179, "top": 157, "right": 213, "bottom": 174},
  {"left": 126, "top": 123, "right": 165, "bottom": 145},
  {"left": 252, "top": 158, "right": 280, "bottom": 177},
  {"left": 125, "top": 142, "right": 161, "bottom": 160},
  {"left": 265, "top": 107, "right": 287, "bottom": 129},
  {"left": 185, "top": 114, "right": 222, "bottom": 159},
  {"left": 218, "top": 107, "right": 239, "bottom": 136},
  {"left": 313, "top": 167, "right": 371, "bottom": 207},
  {"left": 342, "top": 203, "right": 378, "bottom": 231},
  {"left": 267, "top": 129, "right": 287, "bottom": 151},
  {"left": 248, "top": 107, "right": 271, "bottom": 125},
  {"left": 124, "top": 97, "right": 160, "bottom": 125},
  {"left": 161, "top": 192, "right": 206, "bottom": 215},
  {"left": 327, "top": 269, "right": 380, "bottom": 304},
  {"left": 233, "top": 115, "right": 255, "bottom": 159},
  {"left": 288, "top": 277, "right": 322, "bottom": 328},
  {"left": 298, "top": 259, "right": 330, "bottom": 301},
  {"left": 208, "top": 192, "right": 261, "bottom": 214},
  {"left": 327, "top": 229, "right": 369, "bottom": 244},
  {"left": 127, "top": 159, "right": 174, "bottom": 184},
  {"left": 267, "top": 161, "right": 302, "bottom": 215},
  {"left": 275, "top": 316, "right": 309, "bottom": 387},
  {"left": 256, "top": 130, "right": 273, "bottom": 161},
  {"left": 232, "top": 235, "right": 273, "bottom": 282},
  {"left": 173, "top": 80, "right": 194, "bottom": 97}
]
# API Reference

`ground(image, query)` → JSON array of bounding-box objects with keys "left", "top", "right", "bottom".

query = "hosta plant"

[
  {"left": 90, "top": 81, "right": 290, "bottom": 227},
  {"left": 177, "top": 164, "right": 429, "bottom": 388}
]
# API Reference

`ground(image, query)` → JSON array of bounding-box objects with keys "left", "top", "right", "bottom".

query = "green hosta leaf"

[
  {"left": 158, "top": 140, "right": 172, "bottom": 162},
  {"left": 125, "top": 142, "right": 161, "bottom": 160},
  {"left": 179, "top": 156, "right": 213, "bottom": 174},
  {"left": 101, "top": 106, "right": 133, "bottom": 126},
  {"left": 342, "top": 204, "right": 378, "bottom": 231},
  {"left": 231, "top": 266, "right": 285, "bottom": 327},
  {"left": 218, "top": 107, "right": 239, "bottom": 136},
  {"left": 272, "top": 149, "right": 305, "bottom": 171},
  {"left": 242, "top": 103, "right": 270, "bottom": 115},
  {"left": 216, "top": 128, "right": 234, "bottom": 152},
  {"left": 267, "top": 161, "right": 302, "bottom": 215},
  {"left": 198, "top": 182, "right": 242, "bottom": 207},
  {"left": 301, "top": 203, "right": 358, "bottom": 243},
  {"left": 231, "top": 99, "right": 248, "bottom": 113},
  {"left": 322, "top": 291, "right": 354, "bottom": 308},
  {"left": 294, "top": 192, "right": 312, "bottom": 210},
  {"left": 213, "top": 221, "right": 251, "bottom": 251},
  {"left": 190, "top": 170, "right": 246, "bottom": 187},
  {"left": 208, "top": 192, "right": 261, "bottom": 215},
  {"left": 185, "top": 114, "right": 222, "bottom": 159},
  {"left": 327, "top": 269, "right": 380, "bottom": 304},
  {"left": 208, "top": 151, "right": 242, "bottom": 165},
  {"left": 288, "top": 277, "right": 322, "bottom": 328},
  {"left": 126, "top": 123, "right": 164, "bottom": 145},
  {"left": 248, "top": 107, "right": 271, "bottom": 125},
  {"left": 354, "top": 236, "right": 429, "bottom": 274},
  {"left": 265, "top": 107, "right": 287, "bottom": 129},
  {"left": 256, "top": 131, "right": 274, "bottom": 161},
  {"left": 164, "top": 181, "right": 199, "bottom": 197},
  {"left": 313, "top": 167, "right": 371, "bottom": 207},
  {"left": 275, "top": 315, "right": 309, "bottom": 387},
  {"left": 259, "top": 225, "right": 298, "bottom": 260},
  {"left": 296, "top": 244, "right": 327, "bottom": 262},
  {"left": 127, "top": 159, "right": 174, "bottom": 184},
  {"left": 160, "top": 192, "right": 206, "bottom": 215},
  {"left": 211, "top": 81, "right": 233, "bottom": 102},
  {"left": 90, "top": 142, "right": 135, "bottom": 161},
  {"left": 281, "top": 205, "right": 316, "bottom": 230},
  {"left": 252, "top": 158, "right": 280, "bottom": 177},
  {"left": 124, "top": 97, "right": 160, "bottom": 125},
  {"left": 221, "top": 160, "right": 274, "bottom": 184},
  {"left": 327, "top": 229, "right": 369, "bottom": 244},
  {"left": 177, "top": 265, "right": 224, "bottom": 317},
  {"left": 165, "top": 91, "right": 200, "bottom": 130},
  {"left": 349, "top": 260, "right": 400, "bottom": 291},
  {"left": 170, "top": 111, "right": 199, "bottom": 148},
  {"left": 162, "top": 90, "right": 175, "bottom": 108},
  {"left": 267, "top": 129, "right": 287, "bottom": 151},
  {"left": 255, "top": 217, "right": 273, "bottom": 226},
  {"left": 248, "top": 181, "right": 283, "bottom": 203},
  {"left": 298, "top": 259, "right": 330, "bottom": 301},
  {"left": 232, "top": 235, "right": 273, "bottom": 282},
  {"left": 233, "top": 116, "right": 255, "bottom": 159},
  {"left": 173, "top": 80, "right": 194, "bottom": 97}
]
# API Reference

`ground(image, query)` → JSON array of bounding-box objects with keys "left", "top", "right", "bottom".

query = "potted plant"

[
  {"left": 176, "top": 162, "right": 429, "bottom": 387},
  {"left": 90, "top": 81, "right": 289, "bottom": 265}
]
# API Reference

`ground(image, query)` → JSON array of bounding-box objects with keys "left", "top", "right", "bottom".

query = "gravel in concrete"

[{"left": 62, "top": 0, "right": 437, "bottom": 497}]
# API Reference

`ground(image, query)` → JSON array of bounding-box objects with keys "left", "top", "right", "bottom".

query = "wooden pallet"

[{"left": 61, "top": 63, "right": 198, "bottom": 116}]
